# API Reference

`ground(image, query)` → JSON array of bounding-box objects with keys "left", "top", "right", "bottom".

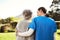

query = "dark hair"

[
  {"left": 38, "top": 7, "right": 47, "bottom": 13},
  {"left": 45, "top": 14, "right": 49, "bottom": 17},
  {"left": 23, "top": 10, "right": 32, "bottom": 20}
]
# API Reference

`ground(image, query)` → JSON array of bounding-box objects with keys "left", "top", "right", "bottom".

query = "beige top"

[{"left": 16, "top": 20, "right": 34, "bottom": 40}]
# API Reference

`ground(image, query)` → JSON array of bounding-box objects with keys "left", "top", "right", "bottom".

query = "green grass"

[
  {"left": 56, "top": 29, "right": 60, "bottom": 40},
  {"left": 0, "top": 32, "right": 16, "bottom": 40},
  {"left": 0, "top": 30, "right": 60, "bottom": 40}
]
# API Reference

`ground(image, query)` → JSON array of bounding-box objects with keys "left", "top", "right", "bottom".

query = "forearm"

[
  {"left": 18, "top": 28, "right": 34, "bottom": 37},
  {"left": 54, "top": 33, "right": 56, "bottom": 40}
]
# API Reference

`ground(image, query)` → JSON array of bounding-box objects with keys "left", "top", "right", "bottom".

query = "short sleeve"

[
  {"left": 52, "top": 22, "right": 57, "bottom": 33},
  {"left": 29, "top": 18, "right": 36, "bottom": 30}
]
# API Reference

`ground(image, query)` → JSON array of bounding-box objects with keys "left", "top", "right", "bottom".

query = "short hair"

[
  {"left": 38, "top": 7, "right": 47, "bottom": 13},
  {"left": 23, "top": 10, "right": 32, "bottom": 20}
]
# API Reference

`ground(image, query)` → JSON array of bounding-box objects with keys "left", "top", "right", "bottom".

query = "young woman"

[{"left": 16, "top": 10, "right": 34, "bottom": 40}]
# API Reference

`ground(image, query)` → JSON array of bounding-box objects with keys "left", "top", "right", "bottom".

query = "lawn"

[
  {"left": 0, "top": 32, "right": 16, "bottom": 40},
  {"left": 0, "top": 30, "right": 60, "bottom": 40},
  {"left": 56, "top": 29, "right": 60, "bottom": 40}
]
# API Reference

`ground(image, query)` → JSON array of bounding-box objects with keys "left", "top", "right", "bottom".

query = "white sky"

[{"left": 0, "top": 0, "right": 53, "bottom": 19}]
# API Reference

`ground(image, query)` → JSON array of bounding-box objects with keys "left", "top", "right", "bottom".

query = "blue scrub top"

[{"left": 29, "top": 16, "right": 57, "bottom": 40}]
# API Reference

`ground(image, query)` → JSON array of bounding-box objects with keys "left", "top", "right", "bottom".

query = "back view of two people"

[
  {"left": 16, "top": 7, "right": 57, "bottom": 40},
  {"left": 16, "top": 10, "right": 34, "bottom": 40}
]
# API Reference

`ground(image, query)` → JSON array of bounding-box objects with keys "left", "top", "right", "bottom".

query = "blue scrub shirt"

[{"left": 29, "top": 16, "right": 57, "bottom": 40}]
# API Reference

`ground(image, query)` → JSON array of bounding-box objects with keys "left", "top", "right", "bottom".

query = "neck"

[
  {"left": 41, "top": 14, "right": 46, "bottom": 16},
  {"left": 39, "top": 13, "right": 46, "bottom": 16}
]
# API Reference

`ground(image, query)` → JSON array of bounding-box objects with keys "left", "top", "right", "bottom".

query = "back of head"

[
  {"left": 38, "top": 7, "right": 49, "bottom": 17},
  {"left": 23, "top": 10, "right": 32, "bottom": 20},
  {"left": 38, "top": 7, "right": 47, "bottom": 13}
]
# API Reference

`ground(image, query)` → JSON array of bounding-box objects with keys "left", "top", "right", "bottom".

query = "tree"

[{"left": 48, "top": 0, "right": 60, "bottom": 21}]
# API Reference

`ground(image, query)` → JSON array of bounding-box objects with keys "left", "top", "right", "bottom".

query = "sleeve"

[
  {"left": 28, "top": 18, "right": 36, "bottom": 30},
  {"left": 52, "top": 21, "right": 57, "bottom": 33},
  {"left": 18, "top": 28, "right": 34, "bottom": 37}
]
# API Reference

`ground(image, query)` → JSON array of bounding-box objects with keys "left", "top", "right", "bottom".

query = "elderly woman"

[{"left": 16, "top": 10, "right": 34, "bottom": 40}]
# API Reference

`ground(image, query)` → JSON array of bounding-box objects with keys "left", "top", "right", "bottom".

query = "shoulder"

[
  {"left": 33, "top": 16, "right": 39, "bottom": 20},
  {"left": 32, "top": 17, "right": 38, "bottom": 21},
  {"left": 48, "top": 17, "right": 55, "bottom": 21},
  {"left": 48, "top": 17, "right": 56, "bottom": 24},
  {"left": 17, "top": 20, "right": 27, "bottom": 24},
  {"left": 32, "top": 16, "right": 43, "bottom": 21}
]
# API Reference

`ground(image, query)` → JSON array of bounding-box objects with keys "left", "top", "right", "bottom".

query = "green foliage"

[
  {"left": 0, "top": 17, "right": 19, "bottom": 24},
  {"left": 48, "top": 0, "right": 60, "bottom": 21}
]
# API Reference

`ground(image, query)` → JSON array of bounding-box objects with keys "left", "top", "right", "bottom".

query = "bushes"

[{"left": 0, "top": 23, "right": 17, "bottom": 33}]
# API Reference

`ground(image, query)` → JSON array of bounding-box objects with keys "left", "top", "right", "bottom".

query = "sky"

[{"left": 0, "top": 0, "right": 53, "bottom": 19}]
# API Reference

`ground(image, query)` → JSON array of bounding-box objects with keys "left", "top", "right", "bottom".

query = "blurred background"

[{"left": 0, "top": 0, "right": 60, "bottom": 40}]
